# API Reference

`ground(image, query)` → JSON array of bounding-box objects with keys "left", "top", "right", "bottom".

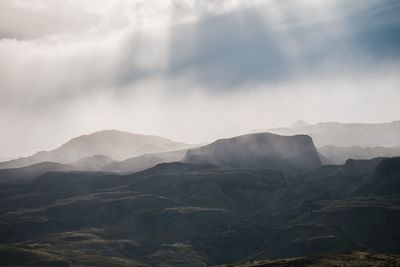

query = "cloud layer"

[{"left": 1, "top": 0, "right": 400, "bottom": 156}]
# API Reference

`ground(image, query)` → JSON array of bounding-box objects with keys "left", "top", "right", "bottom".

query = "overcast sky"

[{"left": 1, "top": 0, "right": 400, "bottom": 157}]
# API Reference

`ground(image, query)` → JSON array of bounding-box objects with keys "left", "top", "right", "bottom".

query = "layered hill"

[
  {"left": 1, "top": 129, "right": 400, "bottom": 265},
  {"left": 105, "top": 149, "right": 188, "bottom": 173},
  {"left": 0, "top": 162, "right": 72, "bottom": 184},
  {"left": 71, "top": 155, "right": 116, "bottom": 171},
  {"left": 0, "top": 153, "right": 400, "bottom": 265},
  {"left": 184, "top": 133, "right": 321, "bottom": 174},
  {"left": 319, "top": 145, "right": 400, "bottom": 164},
  {"left": 0, "top": 130, "right": 190, "bottom": 169}
]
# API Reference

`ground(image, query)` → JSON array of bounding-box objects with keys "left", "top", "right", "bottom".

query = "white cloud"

[{"left": 0, "top": 0, "right": 399, "bottom": 156}]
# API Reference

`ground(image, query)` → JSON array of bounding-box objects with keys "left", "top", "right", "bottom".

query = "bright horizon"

[{"left": 1, "top": 0, "right": 400, "bottom": 157}]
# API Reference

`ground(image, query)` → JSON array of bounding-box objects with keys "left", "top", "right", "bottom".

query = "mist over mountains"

[
  {"left": 263, "top": 120, "right": 400, "bottom": 164},
  {"left": 0, "top": 120, "right": 400, "bottom": 265},
  {"left": 267, "top": 120, "right": 400, "bottom": 147},
  {"left": 184, "top": 133, "right": 321, "bottom": 175},
  {"left": 1, "top": 131, "right": 400, "bottom": 265},
  {"left": 1, "top": 121, "right": 400, "bottom": 184},
  {"left": 0, "top": 130, "right": 191, "bottom": 170},
  {"left": 1, "top": 0, "right": 399, "bottom": 265}
]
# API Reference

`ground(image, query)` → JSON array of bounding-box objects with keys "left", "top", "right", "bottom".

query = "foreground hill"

[
  {"left": 184, "top": 133, "right": 321, "bottom": 175},
  {"left": 265, "top": 121, "right": 400, "bottom": 148},
  {"left": 1, "top": 156, "right": 400, "bottom": 265},
  {"left": 0, "top": 130, "right": 191, "bottom": 169},
  {"left": 216, "top": 251, "right": 400, "bottom": 267}
]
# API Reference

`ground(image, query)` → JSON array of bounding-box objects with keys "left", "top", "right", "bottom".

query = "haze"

[{"left": 1, "top": 0, "right": 400, "bottom": 157}]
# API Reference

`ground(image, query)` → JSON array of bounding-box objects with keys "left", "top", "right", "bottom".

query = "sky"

[{"left": 0, "top": 0, "right": 400, "bottom": 157}]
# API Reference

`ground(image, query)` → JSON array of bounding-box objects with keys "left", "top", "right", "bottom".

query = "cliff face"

[{"left": 184, "top": 133, "right": 321, "bottom": 174}]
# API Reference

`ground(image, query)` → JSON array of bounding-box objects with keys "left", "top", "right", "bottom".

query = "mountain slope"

[
  {"left": 355, "top": 157, "right": 400, "bottom": 196},
  {"left": 104, "top": 149, "right": 189, "bottom": 173},
  {"left": 70, "top": 155, "right": 116, "bottom": 171},
  {"left": 184, "top": 133, "right": 321, "bottom": 174},
  {"left": 0, "top": 130, "right": 191, "bottom": 169},
  {"left": 218, "top": 252, "right": 400, "bottom": 267},
  {"left": 319, "top": 145, "right": 400, "bottom": 164},
  {"left": 0, "top": 162, "right": 73, "bottom": 184},
  {"left": 265, "top": 121, "right": 400, "bottom": 147},
  {"left": 1, "top": 157, "right": 400, "bottom": 265}
]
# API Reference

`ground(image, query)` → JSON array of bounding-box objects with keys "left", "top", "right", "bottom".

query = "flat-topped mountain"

[
  {"left": 184, "top": 133, "right": 321, "bottom": 174},
  {"left": 0, "top": 130, "right": 191, "bottom": 169},
  {"left": 264, "top": 121, "right": 400, "bottom": 147}
]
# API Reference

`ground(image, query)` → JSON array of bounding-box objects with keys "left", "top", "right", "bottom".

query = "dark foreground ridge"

[
  {"left": 215, "top": 251, "right": 400, "bottom": 267},
  {"left": 0, "top": 154, "right": 400, "bottom": 266}
]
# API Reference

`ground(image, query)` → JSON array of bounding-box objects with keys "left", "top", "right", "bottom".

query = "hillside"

[
  {"left": 0, "top": 156, "right": 400, "bottom": 265},
  {"left": 0, "top": 130, "right": 191, "bottom": 169},
  {"left": 216, "top": 252, "right": 400, "bottom": 267},
  {"left": 184, "top": 133, "right": 321, "bottom": 175},
  {"left": 104, "top": 149, "right": 189, "bottom": 173},
  {"left": 0, "top": 162, "right": 72, "bottom": 184},
  {"left": 70, "top": 155, "right": 116, "bottom": 171},
  {"left": 319, "top": 145, "right": 400, "bottom": 164}
]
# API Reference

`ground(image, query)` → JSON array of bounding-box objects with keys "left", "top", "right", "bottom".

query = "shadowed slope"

[{"left": 184, "top": 133, "right": 321, "bottom": 175}]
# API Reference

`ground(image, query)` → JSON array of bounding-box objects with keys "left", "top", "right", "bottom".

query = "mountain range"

[
  {"left": 0, "top": 152, "right": 399, "bottom": 265},
  {"left": 1, "top": 122, "right": 400, "bottom": 265},
  {"left": 0, "top": 130, "right": 191, "bottom": 170},
  {"left": 3, "top": 121, "right": 400, "bottom": 173}
]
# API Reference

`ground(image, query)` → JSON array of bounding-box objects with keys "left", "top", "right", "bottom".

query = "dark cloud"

[{"left": 161, "top": 1, "right": 400, "bottom": 89}]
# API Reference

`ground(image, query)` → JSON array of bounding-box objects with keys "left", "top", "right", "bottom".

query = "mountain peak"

[
  {"left": 184, "top": 132, "right": 321, "bottom": 175},
  {"left": 0, "top": 131, "right": 190, "bottom": 169},
  {"left": 291, "top": 120, "right": 308, "bottom": 128}
]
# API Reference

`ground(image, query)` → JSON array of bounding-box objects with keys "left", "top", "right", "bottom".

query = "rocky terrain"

[
  {"left": 184, "top": 133, "right": 321, "bottom": 175},
  {"left": 0, "top": 148, "right": 399, "bottom": 265}
]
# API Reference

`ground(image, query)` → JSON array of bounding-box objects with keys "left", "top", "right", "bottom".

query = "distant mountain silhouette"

[
  {"left": 0, "top": 156, "right": 15, "bottom": 162},
  {"left": 70, "top": 155, "right": 116, "bottom": 171},
  {"left": 184, "top": 133, "right": 321, "bottom": 174},
  {"left": 0, "top": 130, "right": 191, "bottom": 169},
  {"left": 263, "top": 121, "right": 400, "bottom": 147},
  {"left": 319, "top": 145, "right": 400, "bottom": 164},
  {"left": 291, "top": 120, "right": 309, "bottom": 128},
  {"left": 104, "top": 149, "right": 189, "bottom": 173}
]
